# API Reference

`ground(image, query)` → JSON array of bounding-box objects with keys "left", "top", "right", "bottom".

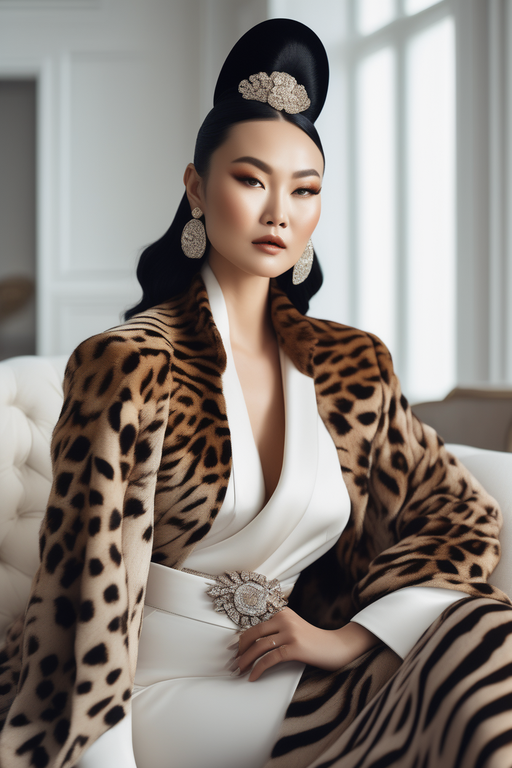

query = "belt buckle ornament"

[{"left": 206, "top": 571, "right": 287, "bottom": 629}]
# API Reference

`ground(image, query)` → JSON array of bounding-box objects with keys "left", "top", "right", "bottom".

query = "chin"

[
  {"left": 248, "top": 265, "right": 291, "bottom": 280},
  {"left": 249, "top": 256, "right": 297, "bottom": 278}
]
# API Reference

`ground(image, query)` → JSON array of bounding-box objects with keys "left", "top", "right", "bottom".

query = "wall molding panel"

[
  {"left": 0, "top": 0, "right": 201, "bottom": 356},
  {"left": 58, "top": 50, "right": 148, "bottom": 280},
  {"left": 52, "top": 285, "right": 140, "bottom": 354}
]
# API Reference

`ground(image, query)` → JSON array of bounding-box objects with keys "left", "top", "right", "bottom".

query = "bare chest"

[{"left": 232, "top": 346, "right": 285, "bottom": 505}]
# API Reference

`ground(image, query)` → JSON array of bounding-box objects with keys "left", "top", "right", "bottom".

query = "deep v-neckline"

[
  {"left": 215, "top": 293, "right": 286, "bottom": 510},
  {"left": 230, "top": 343, "right": 286, "bottom": 507},
  {"left": 201, "top": 264, "right": 286, "bottom": 509},
  {"left": 183, "top": 264, "right": 349, "bottom": 578}
]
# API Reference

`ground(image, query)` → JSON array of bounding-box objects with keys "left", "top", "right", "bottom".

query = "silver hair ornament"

[{"left": 238, "top": 71, "right": 311, "bottom": 115}]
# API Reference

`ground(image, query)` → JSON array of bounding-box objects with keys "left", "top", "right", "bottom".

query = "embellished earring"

[
  {"left": 181, "top": 207, "right": 206, "bottom": 259},
  {"left": 292, "top": 240, "right": 314, "bottom": 285}
]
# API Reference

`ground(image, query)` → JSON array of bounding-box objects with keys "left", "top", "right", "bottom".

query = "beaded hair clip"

[{"left": 238, "top": 71, "right": 311, "bottom": 115}]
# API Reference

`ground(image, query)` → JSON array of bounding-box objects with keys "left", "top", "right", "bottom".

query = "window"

[
  {"left": 352, "top": 1, "right": 456, "bottom": 402},
  {"left": 269, "top": 0, "right": 458, "bottom": 402},
  {"left": 270, "top": 0, "right": 511, "bottom": 400}
]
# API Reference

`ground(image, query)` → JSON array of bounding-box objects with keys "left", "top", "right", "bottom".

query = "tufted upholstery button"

[{"left": 0, "top": 355, "right": 67, "bottom": 642}]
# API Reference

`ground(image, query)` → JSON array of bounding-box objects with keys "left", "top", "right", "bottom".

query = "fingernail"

[
  {"left": 230, "top": 667, "right": 241, "bottom": 677},
  {"left": 227, "top": 637, "right": 239, "bottom": 650}
]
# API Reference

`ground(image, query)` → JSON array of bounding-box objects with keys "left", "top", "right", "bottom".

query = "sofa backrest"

[
  {"left": 446, "top": 443, "right": 512, "bottom": 602},
  {"left": 0, "top": 355, "right": 67, "bottom": 643}
]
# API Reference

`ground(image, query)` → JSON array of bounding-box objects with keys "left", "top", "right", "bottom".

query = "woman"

[{"left": 1, "top": 18, "right": 512, "bottom": 768}]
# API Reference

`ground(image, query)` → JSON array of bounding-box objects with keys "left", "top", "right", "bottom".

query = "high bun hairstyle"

[{"left": 125, "top": 19, "right": 329, "bottom": 319}]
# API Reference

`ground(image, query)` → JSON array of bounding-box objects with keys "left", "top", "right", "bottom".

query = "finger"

[
  {"left": 237, "top": 634, "right": 281, "bottom": 673},
  {"left": 237, "top": 610, "right": 288, "bottom": 656},
  {"left": 248, "top": 645, "right": 290, "bottom": 682},
  {"left": 236, "top": 624, "right": 266, "bottom": 657},
  {"left": 226, "top": 633, "right": 241, "bottom": 651}
]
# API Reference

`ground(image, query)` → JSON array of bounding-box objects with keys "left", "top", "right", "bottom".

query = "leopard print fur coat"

[{"left": 0, "top": 274, "right": 508, "bottom": 768}]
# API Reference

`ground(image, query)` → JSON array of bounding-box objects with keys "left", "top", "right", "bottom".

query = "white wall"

[
  {"left": 198, "top": 0, "right": 268, "bottom": 118},
  {"left": 0, "top": 0, "right": 202, "bottom": 355}
]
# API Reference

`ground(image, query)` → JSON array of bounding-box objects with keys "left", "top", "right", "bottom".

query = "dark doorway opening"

[{"left": 0, "top": 79, "right": 37, "bottom": 361}]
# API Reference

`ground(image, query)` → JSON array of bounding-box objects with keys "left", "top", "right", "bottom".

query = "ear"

[{"left": 183, "top": 164, "right": 205, "bottom": 212}]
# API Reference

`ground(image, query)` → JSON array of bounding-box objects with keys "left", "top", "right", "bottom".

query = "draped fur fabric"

[{"left": 0, "top": 274, "right": 509, "bottom": 768}]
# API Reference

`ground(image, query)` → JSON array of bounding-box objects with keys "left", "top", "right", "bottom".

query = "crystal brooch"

[{"left": 206, "top": 570, "right": 287, "bottom": 629}]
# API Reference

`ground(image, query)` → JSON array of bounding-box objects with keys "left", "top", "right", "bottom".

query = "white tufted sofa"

[
  {"left": 0, "top": 355, "right": 67, "bottom": 643},
  {"left": 0, "top": 355, "right": 511, "bottom": 646}
]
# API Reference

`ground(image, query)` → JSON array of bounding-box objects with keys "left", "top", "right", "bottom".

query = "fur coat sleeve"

[
  {"left": 0, "top": 331, "right": 172, "bottom": 768},
  {"left": 286, "top": 321, "right": 510, "bottom": 628}
]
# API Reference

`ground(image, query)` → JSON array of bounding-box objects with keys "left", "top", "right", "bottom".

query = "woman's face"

[{"left": 189, "top": 119, "right": 323, "bottom": 281}]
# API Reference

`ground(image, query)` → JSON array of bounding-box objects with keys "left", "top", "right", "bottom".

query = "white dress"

[{"left": 77, "top": 265, "right": 463, "bottom": 768}]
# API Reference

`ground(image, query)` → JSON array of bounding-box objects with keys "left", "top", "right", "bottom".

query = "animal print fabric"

[
  {"left": 0, "top": 275, "right": 509, "bottom": 767},
  {"left": 266, "top": 597, "right": 512, "bottom": 768}
]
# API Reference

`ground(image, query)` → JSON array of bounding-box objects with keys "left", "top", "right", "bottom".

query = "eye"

[
  {"left": 237, "top": 175, "right": 264, "bottom": 189},
  {"left": 293, "top": 186, "right": 321, "bottom": 197}
]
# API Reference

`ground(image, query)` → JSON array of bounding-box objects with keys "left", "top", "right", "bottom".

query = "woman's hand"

[{"left": 232, "top": 608, "right": 379, "bottom": 682}]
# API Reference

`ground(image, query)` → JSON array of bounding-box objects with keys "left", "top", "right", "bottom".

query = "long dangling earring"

[
  {"left": 181, "top": 207, "right": 206, "bottom": 259},
  {"left": 292, "top": 240, "right": 314, "bottom": 285}
]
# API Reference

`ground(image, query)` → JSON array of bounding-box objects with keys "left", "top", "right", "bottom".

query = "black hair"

[{"left": 125, "top": 19, "right": 329, "bottom": 320}]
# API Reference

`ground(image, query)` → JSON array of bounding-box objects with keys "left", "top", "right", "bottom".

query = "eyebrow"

[{"left": 232, "top": 156, "right": 321, "bottom": 179}]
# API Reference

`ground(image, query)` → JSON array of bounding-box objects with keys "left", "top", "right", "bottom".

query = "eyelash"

[
  {"left": 236, "top": 176, "right": 321, "bottom": 197},
  {"left": 295, "top": 187, "right": 321, "bottom": 197}
]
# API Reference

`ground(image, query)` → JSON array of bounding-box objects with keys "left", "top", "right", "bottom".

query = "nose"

[
  {"left": 266, "top": 217, "right": 287, "bottom": 228},
  {"left": 262, "top": 193, "right": 288, "bottom": 228}
]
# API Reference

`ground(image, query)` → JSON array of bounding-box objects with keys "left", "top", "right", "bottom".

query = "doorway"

[{"left": 0, "top": 79, "right": 36, "bottom": 361}]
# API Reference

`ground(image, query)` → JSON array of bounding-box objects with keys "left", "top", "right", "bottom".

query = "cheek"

[
  {"left": 209, "top": 182, "right": 255, "bottom": 231},
  {"left": 296, "top": 200, "right": 321, "bottom": 238}
]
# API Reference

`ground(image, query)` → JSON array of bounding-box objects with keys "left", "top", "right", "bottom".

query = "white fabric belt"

[{"left": 144, "top": 562, "right": 296, "bottom": 630}]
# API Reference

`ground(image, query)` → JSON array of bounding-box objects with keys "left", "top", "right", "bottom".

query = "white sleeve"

[{"left": 350, "top": 587, "right": 466, "bottom": 659}]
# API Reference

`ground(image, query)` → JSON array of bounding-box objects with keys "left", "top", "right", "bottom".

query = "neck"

[{"left": 207, "top": 256, "right": 274, "bottom": 353}]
